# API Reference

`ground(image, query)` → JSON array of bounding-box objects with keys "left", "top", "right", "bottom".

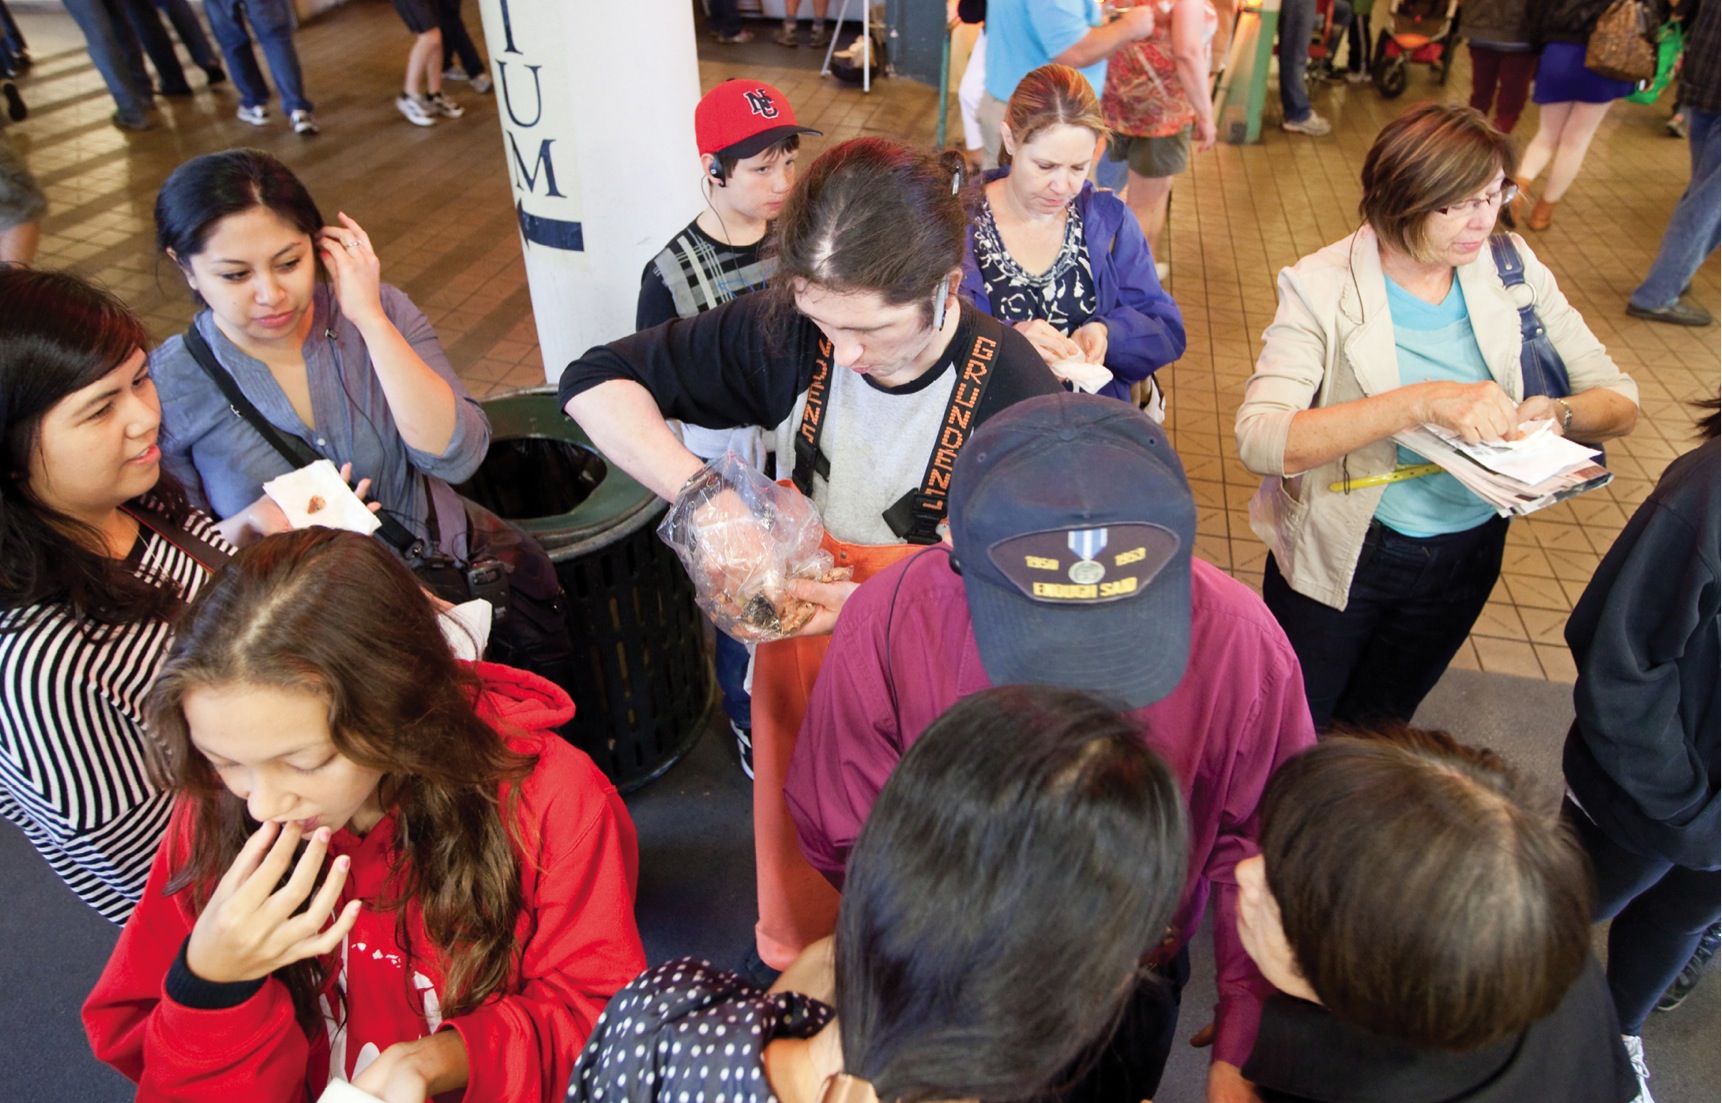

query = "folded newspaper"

[{"left": 1392, "top": 419, "right": 1611, "bottom": 518}]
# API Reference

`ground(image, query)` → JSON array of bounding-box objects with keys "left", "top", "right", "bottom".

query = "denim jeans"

[
  {"left": 1565, "top": 800, "right": 1722, "bottom": 1034},
  {"left": 117, "top": 0, "right": 190, "bottom": 92},
  {"left": 201, "top": 0, "right": 310, "bottom": 113},
  {"left": 1277, "top": 0, "right": 1316, "bottom": 122},
  {"left": 61, "top": 0, "right": 154, "bottom": 124},
  {"left": 1631, "top": 108, "right": 1720, "bottom": 311},
  {"left": 155, "top": 0, "right": 221, "bottom": 71},
  {"left": 437, "top": 0, "right": 483, "bottom": 76},
  {"left": 1263, "top": 516, "right": 1508, "bottom": 732},
  {"left": 714, "top": 628, "right": 752, "bottom": 730}
]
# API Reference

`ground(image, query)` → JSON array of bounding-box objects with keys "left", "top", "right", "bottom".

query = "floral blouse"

[{"left": 971, "top": 197, "right": 1098, "bottom": 336}]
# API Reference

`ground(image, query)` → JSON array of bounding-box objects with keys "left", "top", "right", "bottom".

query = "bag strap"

[
  {"left": 790, "top": 336, "right": 836, "bottom": 497},
  {"left": 881, "top": 309, "right": 1006, "bottom": 545},
  {"left": 121, "top": 503, "right": 232, "bottom": 575},
  {"left": 1487, "top": 234, "right": 1573, "bottom": 400},
  {"left": 180, "top": 326, "right": 430, "bottom": 559}
]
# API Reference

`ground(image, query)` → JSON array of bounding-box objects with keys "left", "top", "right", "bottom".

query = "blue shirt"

[
  {"left": 984, "top": 0, "right": 1107, "bottom": 101},
  {"left": 152, "top": 283, "right": 491, "bottom": 559},
  {"left": 1375, "top": 276, "right": 1499, "bottom": 537}
]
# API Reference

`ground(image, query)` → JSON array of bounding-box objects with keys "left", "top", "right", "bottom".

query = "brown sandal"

[{"left": 1527, "top": 198, "right": 1557, "bottom": 231}]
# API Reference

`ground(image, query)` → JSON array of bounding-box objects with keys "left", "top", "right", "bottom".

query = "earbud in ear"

[{"left": 707, "top": 159, "right": 726, "bottom": 183}]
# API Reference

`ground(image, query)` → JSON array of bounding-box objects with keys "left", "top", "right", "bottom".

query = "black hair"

[
  {"left": 716, "top": 133, "right": 802, "bottom": 181},
  {"left": 836, "top": 685, "right": 1188, "bottom": 1102},
  {"left": 0, "top": 267, "right": 190, "bottom": 626},
  {"left": 768, "top": 136, "right": 973, "bottom": 330},
  {"left": 1259, "top": 724, "right": 1592, "bottom": 1050},
  {"left": 155, "top": 148, "right": 325, "bottom": 291}
]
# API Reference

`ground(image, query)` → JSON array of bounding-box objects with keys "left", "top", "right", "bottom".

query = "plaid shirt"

[{"left": 1680, "top": 0, "right": 1719, "bottom": 115}]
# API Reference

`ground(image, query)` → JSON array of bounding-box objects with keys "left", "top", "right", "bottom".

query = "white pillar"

[{"left": 474, "top": 0, "right": 702, "bottom": 381}]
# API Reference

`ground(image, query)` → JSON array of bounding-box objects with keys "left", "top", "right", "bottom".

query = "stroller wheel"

[
  {"left": 1435, "top": 44, "right": 1455, "bottom": 84},
  {"left": 1374, "top": 56, "right": 1409, "bottom": 98}
]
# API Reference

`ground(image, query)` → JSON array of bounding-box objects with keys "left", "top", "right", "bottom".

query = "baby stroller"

[{"left": 1372, "top": 0, "right": 1460, "bottom": 98}]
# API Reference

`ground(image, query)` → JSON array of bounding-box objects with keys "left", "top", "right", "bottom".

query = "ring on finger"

[{"left": 345, "top": 238, "right": 361, "bottom": 252}]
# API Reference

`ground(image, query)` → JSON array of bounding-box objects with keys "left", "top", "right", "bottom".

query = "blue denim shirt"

[{"left": 152, "top": 283, "right": 490, "bottom": 559}]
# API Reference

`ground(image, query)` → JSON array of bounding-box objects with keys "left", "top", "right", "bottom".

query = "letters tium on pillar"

[{"left": 475, "top": 0, "right": 701, "bottom": 380}]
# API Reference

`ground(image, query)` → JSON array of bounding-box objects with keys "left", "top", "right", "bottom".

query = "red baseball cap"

[{"left": 695, "top": 79, "right": 821, "bottom": 160}]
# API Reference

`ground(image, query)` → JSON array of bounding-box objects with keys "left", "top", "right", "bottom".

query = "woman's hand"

[
  {"left": 317, "top": 212, "right": 387, "bottom": 330},
  {"left": 217, "top": 494, "right": 293, "bottom": 548},
  {"left": 1412, "top": 380, "right": 1521, "bottom": 445},
  {"left": 351, "top": 1033, "right": 470, "bottom": 1103},
  {"left": 1072, "top": 321, "right": 1110, "bottom": 364},
  {"left": 1194, "top": 114, "right": 1218, "bottom": 152},
  {"left": 785, "top": 576, "right": 860, "bottom": 638},
  {"left": 184, "top": 822, "right": 360, "bottom": 985},
  {"left": 1015, "top": 319, "right": 1084, "bottom": 364},
  {"left": 1514, "top": 395, "right": 1566, "bottom": 435}
]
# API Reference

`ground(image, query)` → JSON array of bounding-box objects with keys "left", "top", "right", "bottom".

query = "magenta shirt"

[{"left": 784, "top": 547, "right": 1317, "bottom": 1069}]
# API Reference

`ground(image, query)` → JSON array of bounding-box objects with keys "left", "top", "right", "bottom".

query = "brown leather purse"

[{"left": 1586, "top": 0, "right": 1657, "bottom": 82}]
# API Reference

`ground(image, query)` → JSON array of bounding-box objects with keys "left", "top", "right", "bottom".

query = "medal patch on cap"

[{"left": 989, "top": 524, "right": 1180, "bottom": 603}]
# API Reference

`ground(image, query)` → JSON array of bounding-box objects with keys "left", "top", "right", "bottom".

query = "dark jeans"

[
  {"left": 436, "top": 0, "right": 483, "bottom": 77},
  {"left": 1278, "top": 0, "right": 1316, "bottom": 121},
  {"left": 117, "top": 0, "right": 190, "bottom": 92},
  {"left": 1057, "top": 947, "right": 1191, "bottom": 1102},
  {"left": 1468, "top": 45, "right": 1538, "bottom": 133},
  {"left": 1566, "top": 800, "right": 1722, "bottom": 1034},
  {"left": 714, "top": 628, "right": 751, "bottom": 730},
  {"left": 1264, "top": 516, "right": 1508, "bottom": 732},
  {"left": 709, "top": 0, "right": 743, "bottom": 37},
  {"left": 201, "top": 0, "right": 311, "bottom": 113}
]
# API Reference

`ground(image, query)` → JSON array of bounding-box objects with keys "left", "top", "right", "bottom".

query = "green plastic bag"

[{"left": 1627, "top": 20, "right": 1688, "bottom": 104}]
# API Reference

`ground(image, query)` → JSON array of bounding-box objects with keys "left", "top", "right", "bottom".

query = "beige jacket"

[{"left": 1234, "top": 227, "right": 1638, "bottom": 610}]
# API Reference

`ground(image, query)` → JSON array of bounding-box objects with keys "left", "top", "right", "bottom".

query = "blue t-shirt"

[
  {"left": 984, "top": 0, "right": 1106, "bottom": 101},
  {"left": 1375, "top": 276, "right": 1499, "bottom": 537}
]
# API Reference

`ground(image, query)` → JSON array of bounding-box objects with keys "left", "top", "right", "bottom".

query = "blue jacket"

[{"left": 960, "top": 171, "right": 1185, "bottom": 402}]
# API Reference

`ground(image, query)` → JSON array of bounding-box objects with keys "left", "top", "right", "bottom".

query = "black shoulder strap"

[
  {"left": 791, "top": 337, "right": 836, "bottom": 496},
  {"left": 121, "top": 503, "right": 232, "bottom": 575},
  {"left": 179, "top": 326, "right": 429, "bottom": 559},
  {"left": 882, "top": 310, "right": 1005, "bottom": 545}
]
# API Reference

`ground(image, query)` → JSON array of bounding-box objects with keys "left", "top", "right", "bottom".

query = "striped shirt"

[{"left": 0, "top": 507, "right": 228, "bottom": 923}]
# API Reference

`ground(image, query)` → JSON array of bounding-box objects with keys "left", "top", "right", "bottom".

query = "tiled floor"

[{"left": 5, "top": 0, "right": 1718, "bottom": 684}]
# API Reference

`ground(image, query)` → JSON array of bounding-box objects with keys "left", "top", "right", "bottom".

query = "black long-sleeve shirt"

[{"left": 558, "top": 293, "right": 1064, "bottom": 544}]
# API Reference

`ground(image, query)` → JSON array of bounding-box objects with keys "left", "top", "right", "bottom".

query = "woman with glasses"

[{"left": 1235, "top": 103, "right": 1638, "bottom": 732}]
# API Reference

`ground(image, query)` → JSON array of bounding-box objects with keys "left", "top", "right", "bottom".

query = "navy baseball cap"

[{"left": 948, "top": 393, "right": 1195, "bottom": 709}]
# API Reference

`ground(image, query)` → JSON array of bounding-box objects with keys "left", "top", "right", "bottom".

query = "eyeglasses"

[{"left": 1435, "top": 182, "right": 1519, "bottom": 218}]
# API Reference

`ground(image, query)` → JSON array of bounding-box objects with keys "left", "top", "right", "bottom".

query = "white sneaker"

[
  {"left": 470, "top": 72, "right": 492, "bottom": 94},
  {"left": 236, "top": 103, "right": 267, "bottom": 126},
  {"left": 1622, "top": 1034, "right": 1655, "bottom": 1103},
  {"left": 428, "top": 90, "right": 464, "bottom": 118},
  {"left": 395, "top": 92, "right": 436, "bottom": 126},
  {"left": 1345, "top": 69, "right": 1370, "bottom": 84},
  {"left": 290, "top": 109, "right": 318, "bottom": 135},
  {"left": 1154, "top": 260, "right": 1171, "bottom": 283},
  {"left": 1282, "top": 111, "right": 1333, "bottom": 136},
  {"left": 441, "top": 65, "right": 467, "bottom": 82}
]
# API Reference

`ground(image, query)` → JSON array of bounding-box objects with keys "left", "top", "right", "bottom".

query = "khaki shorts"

[{"left": 1106, "top": 128, "right": 1192, "bottom": 179}]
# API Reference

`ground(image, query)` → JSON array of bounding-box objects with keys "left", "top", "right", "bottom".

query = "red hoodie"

[{"left": 83, "top": 663, "right": 647, "bottom": 1103}]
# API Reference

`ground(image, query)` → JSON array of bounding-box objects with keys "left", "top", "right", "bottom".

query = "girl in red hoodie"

[{"left": 83, "top": 527, "right": 646, "bottom": 1103}]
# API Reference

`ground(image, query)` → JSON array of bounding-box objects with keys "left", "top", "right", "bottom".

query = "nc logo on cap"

[{"left": 743, "top": 90, "right": 780, "bottom": 118}]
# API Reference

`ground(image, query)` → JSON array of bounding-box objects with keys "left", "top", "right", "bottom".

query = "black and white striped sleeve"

[{"left": 0, "top": 521, "right": 224, "bottom": 924}]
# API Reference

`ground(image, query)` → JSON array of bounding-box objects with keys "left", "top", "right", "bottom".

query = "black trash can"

[{"left": 454, "top": 387, "right": 712, "bottom": 793}]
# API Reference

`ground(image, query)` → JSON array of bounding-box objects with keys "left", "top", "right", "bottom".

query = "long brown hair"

[
  {"left": 148, "top": 528, "right": 537, "bottom": 1032},
  {"left": 769, "top": 136, "right": 974, "bottom": 329}
]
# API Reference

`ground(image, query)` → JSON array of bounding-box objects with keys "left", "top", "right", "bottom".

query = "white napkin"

[
  {"left": 438, "top": 599, "right": 494, "bottom": 662},
  {"left": 1050, "top": 357, "right": 1114, "bottom": 395},
  {"left": 315, "top": 1082, "right": 386, "bottom": 1103},
  {"left": 262, "top": 459, "right": 382, "bottom": 536}
]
